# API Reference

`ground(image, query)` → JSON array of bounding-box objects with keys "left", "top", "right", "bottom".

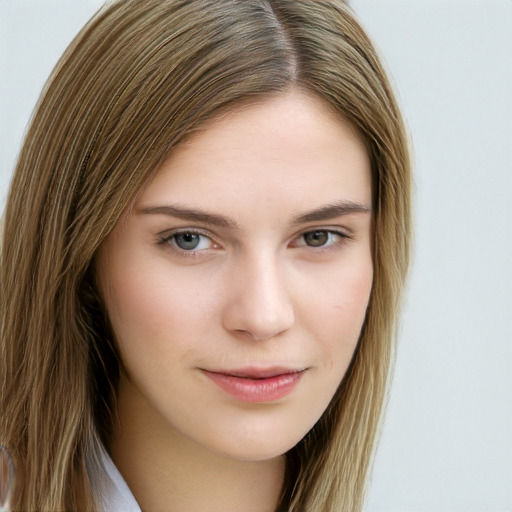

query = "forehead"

[{"left": 138, "top": 91, "right": 372, "bottom": 218}]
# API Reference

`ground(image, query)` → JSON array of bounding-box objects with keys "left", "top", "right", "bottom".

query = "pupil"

[
  {"left": 175, "top": 233, "right": 200, "bottom": 250},
  {"left": 305, "top": 231, "right": 328, "bottom": 247}
]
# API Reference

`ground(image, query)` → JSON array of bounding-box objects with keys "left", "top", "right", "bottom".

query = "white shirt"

[{"left": 93, "top": 449, "right": 142, "bottom": 512}]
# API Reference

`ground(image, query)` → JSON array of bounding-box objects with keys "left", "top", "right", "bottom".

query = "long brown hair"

[{"left": 1, "top": 1, "right": 411, "bottom": 510}]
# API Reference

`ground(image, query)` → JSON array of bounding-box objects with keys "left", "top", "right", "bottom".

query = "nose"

[{"left": 221, "top": 253, "right": 295, "bottom": 341}]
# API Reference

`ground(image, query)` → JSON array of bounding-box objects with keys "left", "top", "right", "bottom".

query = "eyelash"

[{"left": 157, "top": 228, "right": 351, "bottom": 257}]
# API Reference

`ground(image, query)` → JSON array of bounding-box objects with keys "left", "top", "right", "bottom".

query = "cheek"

[
  {"left": 307, "top": 257, "right": 373, "bottom": 339},
  {"left": 303, "top": 256, "right": 373, "bottom": 385},
  {"left": 330, "top": 268, "right": 373, "bottom": 322},
  {"left": 100, "top": 256, "right": 221, "bottom": 363}
]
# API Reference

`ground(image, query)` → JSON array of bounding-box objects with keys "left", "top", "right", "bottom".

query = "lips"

[
  {"left": 202, "top": 367, "right": 306, "bottom": 403},
  {"left": 218, "top": 367, "right": 304, "bottom": 379}
]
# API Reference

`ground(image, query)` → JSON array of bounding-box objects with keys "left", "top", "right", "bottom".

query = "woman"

[{"left": 0, "top": 1, "right": 411, "bottom": 511}]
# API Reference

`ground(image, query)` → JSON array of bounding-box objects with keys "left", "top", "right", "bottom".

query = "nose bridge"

[{"left": 222, "top": 248, "right": 294, "bottom": 340}]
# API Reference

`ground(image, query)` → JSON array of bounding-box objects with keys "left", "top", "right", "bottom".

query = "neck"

[{"left": 110, "top": 376, "right": 285, "bottom": 512}]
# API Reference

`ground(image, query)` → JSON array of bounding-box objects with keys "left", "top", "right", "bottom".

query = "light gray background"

[{"left": 1, "top": 1, "right": 511, "bottom": 511}]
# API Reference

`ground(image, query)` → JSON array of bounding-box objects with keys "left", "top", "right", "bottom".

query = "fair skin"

[{"left": 97, "top": 91, "right": 373, "bottom": 512}]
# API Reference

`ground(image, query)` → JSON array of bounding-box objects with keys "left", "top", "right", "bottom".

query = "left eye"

[
  {"left": 170, "top": 232, "right": 213, "bottom": 251},
  {"left": 299, "top": 230, "right": 343, "bottom": 248}
]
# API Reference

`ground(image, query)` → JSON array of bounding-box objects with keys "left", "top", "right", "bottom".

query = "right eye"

[{"left": 160, "top": 231, "right": 216, "bottom": 252}]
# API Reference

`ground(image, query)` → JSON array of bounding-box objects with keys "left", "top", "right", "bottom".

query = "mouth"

[
  {"left": 214, "top": 366, "right": 306, "bottom": 379},
  {"left": 202, "top": 366, "right": 307, "bottom": 403}
]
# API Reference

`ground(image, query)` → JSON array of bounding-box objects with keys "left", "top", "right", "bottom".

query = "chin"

[{"left": 203, "top": 426, "right": 307, "bottom": 463}]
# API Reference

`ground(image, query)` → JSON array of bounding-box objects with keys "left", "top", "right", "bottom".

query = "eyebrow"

[
  {"left": 290, "top": 200, "right": 371, "bottom": 225},
  {"left": 139, "top": 200, "right": 370, "bottom": 229},
  {"left": 139, "top": 205, "right": 238, "bottom": 229}
]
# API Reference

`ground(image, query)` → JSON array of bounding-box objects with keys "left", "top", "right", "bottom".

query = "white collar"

[{"left": 94, "top": 448, "right": 142, "bottom": 512}]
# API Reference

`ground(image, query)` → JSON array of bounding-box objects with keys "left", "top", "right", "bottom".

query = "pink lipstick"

[{"left": 203, "top": 367, "right": 305, "bottom": 403}]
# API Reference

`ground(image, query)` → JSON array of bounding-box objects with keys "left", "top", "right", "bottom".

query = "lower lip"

[{"left": 203, "top": 370, "right": 304, "bottom": 403}]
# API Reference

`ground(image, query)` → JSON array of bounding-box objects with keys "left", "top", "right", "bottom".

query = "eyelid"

[
  {"left": 157, "top": 227, "right": 214, "bottom": 240},
  {"left": 296, "top": 224, "right": 352, "bottom": 239}
]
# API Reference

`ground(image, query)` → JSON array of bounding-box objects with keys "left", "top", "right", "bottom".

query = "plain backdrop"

[{"left": 1, "top": 1, "right": 511, "bottom": 511}]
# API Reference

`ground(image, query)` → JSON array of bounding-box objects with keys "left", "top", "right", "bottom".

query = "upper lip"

[{"left": 204, "top": 366, "right": 307, "bottom": 379}]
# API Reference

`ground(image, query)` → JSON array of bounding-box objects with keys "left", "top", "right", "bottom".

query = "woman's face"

[{"left": 97, "top": 91, "right": 373, "bottom": 461}]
